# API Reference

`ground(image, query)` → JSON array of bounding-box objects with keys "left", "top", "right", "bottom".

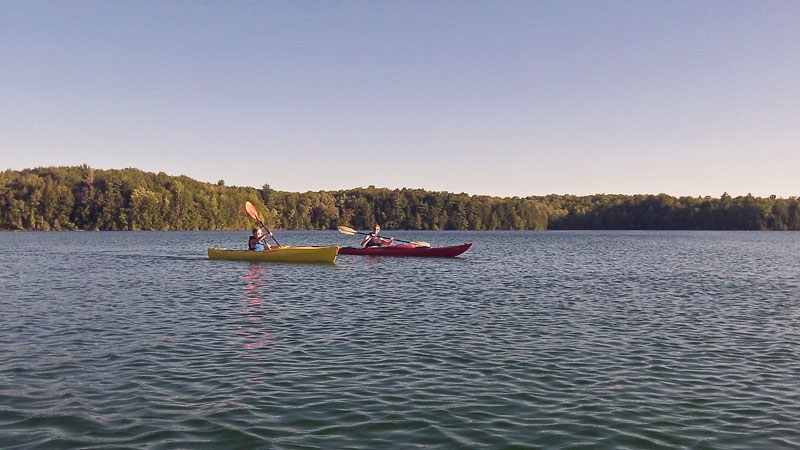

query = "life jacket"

[
  {"left": 248, "top": 235, "right": 263, "bottom": 251},
  {"left": 364, "top": 235, "right": 383, "bottom": 247}
]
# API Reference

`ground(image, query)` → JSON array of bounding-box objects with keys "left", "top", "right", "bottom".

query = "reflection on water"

[{"left": 236, "top": 263, "right": 277, "bottom": 357}]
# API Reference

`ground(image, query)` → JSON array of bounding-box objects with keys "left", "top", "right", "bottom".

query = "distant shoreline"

[{"left": 3, "top": 166, "right": 799, "bottom": 231}]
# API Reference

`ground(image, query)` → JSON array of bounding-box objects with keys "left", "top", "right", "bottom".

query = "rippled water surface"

[{"left": 1, "top": 230, "right": 799, "bottom": 448}]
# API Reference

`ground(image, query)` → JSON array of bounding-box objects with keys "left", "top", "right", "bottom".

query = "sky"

[{"left": 1, "top": 1, "right": 798, "bottom": 198}]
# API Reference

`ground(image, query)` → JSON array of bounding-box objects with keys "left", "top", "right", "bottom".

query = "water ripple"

[{"left": 1, "top": 231, "right": 799, "bottom": 448}]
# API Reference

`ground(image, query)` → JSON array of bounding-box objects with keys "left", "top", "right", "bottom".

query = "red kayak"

[{"left": 338, "top": 243, "right": 472, "bottom": 257}]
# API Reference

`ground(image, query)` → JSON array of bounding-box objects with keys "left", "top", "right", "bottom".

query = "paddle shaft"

[
  {"left": 255, "top": 220, "right": 281, "bottom": 247},
  {"left": 245, "top": 202, "right": 281, "bottom": 247},
  {"left": 336, "top": 225, "right": 429, "bottom": 247},
  {"left": 354, "top": 230, "right": 414, "bottom": 245}
]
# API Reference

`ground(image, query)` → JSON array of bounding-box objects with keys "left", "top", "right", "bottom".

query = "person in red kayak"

[
  {"left": 248, "top": 227, "right": 274, "bottom": 251},
  {"left": 361, "top": 224, "right": 395, "bottom": 248}
]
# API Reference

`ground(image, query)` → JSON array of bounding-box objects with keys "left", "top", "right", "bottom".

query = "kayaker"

[
  {"left": 248, "top": 227, "right": 273, "bottom": 251},
  {"left": 361, "top": 224, "right": 395, "bottom": 248}
]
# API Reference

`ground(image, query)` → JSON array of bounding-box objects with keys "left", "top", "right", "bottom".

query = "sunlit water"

[{"left": 1, "top": 231, "right": 799, "bottom": 448}]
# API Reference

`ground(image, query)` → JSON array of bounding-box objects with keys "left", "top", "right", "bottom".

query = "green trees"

[
  {"left": 2, "top": 167, "right": 250, "bottom": 231},
  {"left": 542, "top": 193, "right": 798, "bottom": 230},
  {"left": 1, "top": 166, "right": 798, "bottom": 231}
]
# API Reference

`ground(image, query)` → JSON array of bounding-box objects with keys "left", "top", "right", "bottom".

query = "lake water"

[{"left": 1, "top": 230, "right": 799, "bottom": 449}]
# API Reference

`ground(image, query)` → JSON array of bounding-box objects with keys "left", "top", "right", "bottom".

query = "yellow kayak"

[{"left": 207, "top": 246, "right": 339, "bottom": 264}]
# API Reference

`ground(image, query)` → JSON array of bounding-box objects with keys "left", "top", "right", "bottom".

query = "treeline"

[
  {"left": 1, "top": 166, "right": 799, "bottom": 231},
  {"left": 542, "top": 193, "right": 800, "bottom": 230}
]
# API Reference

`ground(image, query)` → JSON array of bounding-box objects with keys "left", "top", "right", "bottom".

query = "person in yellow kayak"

[
  {"left": 361, "top": 224, "right": 395, "bottom": 248},
  {"left": 249, "top": 227, "right": 274, "bottom": 251}
]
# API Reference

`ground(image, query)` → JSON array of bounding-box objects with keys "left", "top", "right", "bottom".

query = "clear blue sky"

[{"left": 2, "top": 1, "right": 798, "bottom": 198}]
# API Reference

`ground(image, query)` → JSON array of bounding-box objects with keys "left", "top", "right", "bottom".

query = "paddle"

[
  {"left": 337, "top": 226, "right": 431, "bottom": 248},
  {"left": 245, "top": 201, "right": 282, "bottom": 247}
]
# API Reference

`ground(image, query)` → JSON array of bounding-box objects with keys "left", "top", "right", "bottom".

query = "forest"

[{"left": 2, "top": 166, "right": 799, "bottom": 231}]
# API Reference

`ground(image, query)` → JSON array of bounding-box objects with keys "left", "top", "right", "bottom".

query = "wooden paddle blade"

[
  {"left": 337, "top": 226, "right": 358, "bottom": 235},
  {"left": 410, "top": 241, "right": 431, "bottom": 248},
  {"left": 245, "top": 201, "right": 262, "bottom": 222}
]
